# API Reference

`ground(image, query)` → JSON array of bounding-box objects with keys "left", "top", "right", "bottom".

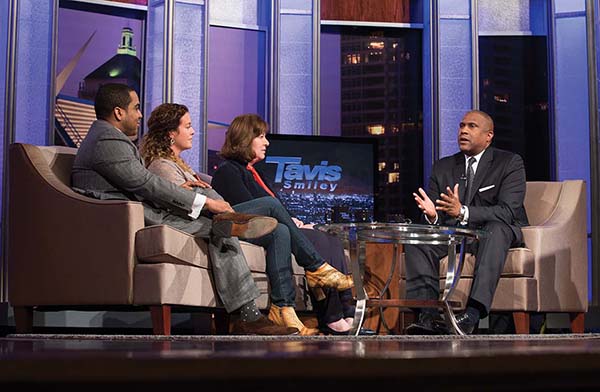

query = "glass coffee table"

[{"left": 315, "top": 223, "right": 486, "bottom": 336}]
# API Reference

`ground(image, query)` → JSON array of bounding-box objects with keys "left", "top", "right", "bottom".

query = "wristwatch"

[{"left": 458, "top": 204, "right": 467, "bottom": 223}]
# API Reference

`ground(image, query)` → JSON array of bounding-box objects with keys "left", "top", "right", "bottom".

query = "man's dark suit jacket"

[{"left": 426, "top": 147, "right": 529, "bottom": 243}]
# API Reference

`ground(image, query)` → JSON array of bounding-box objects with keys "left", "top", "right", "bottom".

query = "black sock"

[
  {"left": 239, "top": 301, "right": 262, "bottom": 322},
  {"left": 465, "top": 300, "right": 483, "bottom": 321}
]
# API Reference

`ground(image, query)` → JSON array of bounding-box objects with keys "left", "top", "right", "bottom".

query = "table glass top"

[{"left": 314, "top": 222, "right": 486, "bottom": 245}]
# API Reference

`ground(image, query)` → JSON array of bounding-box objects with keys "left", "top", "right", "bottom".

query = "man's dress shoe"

[
  {"left": 454, "top": 312, "right": 479, "bottom": 335},
  {"left": 212, "top": 213, "right": 277, "bottom": 239},
  {"left": 406, "top": 312, "right": 447, "bottom": 335}
]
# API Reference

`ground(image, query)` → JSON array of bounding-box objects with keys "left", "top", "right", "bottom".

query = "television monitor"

[{"left": 254, "top": 134, "right": 378, "bottom": 224}]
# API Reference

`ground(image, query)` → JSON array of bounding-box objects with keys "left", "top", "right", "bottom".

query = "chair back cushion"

[
  {"left": 523, "top": 181, "right": 562, "bottom": 226},
  {"left": 196, "top": 172, "right": 213, "bottom": 184},
  {"left": 38, "top": 145, "right": 78, "bottom": 187}
]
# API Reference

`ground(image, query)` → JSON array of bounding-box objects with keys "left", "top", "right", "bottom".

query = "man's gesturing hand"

[
  {"left": 413, "top": 187, "right": 437, "bottom": 221},
  {"left": 435, "top": 184, "right": 462, "bottom": 218}
]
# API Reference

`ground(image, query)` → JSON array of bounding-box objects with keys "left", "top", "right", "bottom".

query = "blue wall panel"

[
  {"left": 440, "top": 0, "right": 470, "bottom": 16},
  {"left": 0, "top": 2, "right": 8, "bottom": 151},
  {"left": 279, "top": 3, "right": 313, "bottom": 135},
  {"left": 554, "top": 0, "right": 592, "bottom": 300},
  {"left": 14, "top": 0, "right": 54, "bottom": 145},
  {"left": 209, "top": 0, "right": 267, "bottom": 27},
  {"left": 438, "top": 2, "right": 472, "bottom": 158},
  {"left": 529, "top": 0, "right": 548, "bottom": 35},
  {"left": 554, "top": 15, "right": 590, "bottom": 198},
  {"left": 281, "top": 0, "right": 312, "bottom": 12},
  {"left": 422, "top": 0, "right": 433, "bottom": 182},
  {"left": 555, "top": 0, "right": 586, "bottom": 14},
  {"left": 173, "top": 1, "right": 205, "bottom": 172},
  {"left": 478, "top": 0, "right": 531, "bottom": 34}
]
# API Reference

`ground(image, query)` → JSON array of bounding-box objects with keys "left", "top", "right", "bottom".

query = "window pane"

[
  {"left": 320, "top": 26, "right": 423, "bottom": 222},
  {"left": 56, "top": 3, "right": 144, "bottom": 147},
  {"left": 207, "top": 26, "right": 266, "bottom": 173},
  {"left": 479, "top": 36, "right": 550, "bottom": 180}
]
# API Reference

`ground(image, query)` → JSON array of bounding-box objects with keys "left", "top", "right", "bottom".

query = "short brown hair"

[{"left": 220, "top": 114, "right": 269, "bottom": 162}]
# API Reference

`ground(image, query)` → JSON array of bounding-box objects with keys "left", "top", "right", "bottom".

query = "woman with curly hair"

[
  {"left": 141, "top": 103, "right": 354, "bottom": 335},
  {"left": 140, "top": 104, "right": 207, "bottom": 188}
]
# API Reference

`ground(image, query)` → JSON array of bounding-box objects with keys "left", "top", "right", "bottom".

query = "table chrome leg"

[
  {"left": 348, "top": 230, "right": 367, "bottom": 336},
  {"left": 442, "top": 238, "right": 467, "bottom": 335},
  {"left": 351, "top": 296, "right": 367, "bottom": 336},
  {"left": 442, "top": 300, "right": 466, "bottom": 336}
]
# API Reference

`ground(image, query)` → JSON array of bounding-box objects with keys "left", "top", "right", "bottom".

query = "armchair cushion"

[
  {"left": 438, "top": 248, "right": 534, "bottom": 278},
  {"left": 136, "top": 225, "right": 210, "bottom": 269},
  {"left": 398, "top": 248, "right": 535, "bottom": 279},
  {"left": 133, "top": 263, "right": 270, "bottom": 308},
  {"left": 430, "top": 277, "right": 538, "bottom": 310}
]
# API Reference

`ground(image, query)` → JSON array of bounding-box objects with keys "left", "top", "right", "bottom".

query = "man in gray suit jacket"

[
  {"left": 405, "top": 110, "right": 529, "bottom": 335},
  {"left": 72, "top": 83, "right": 297, "bottom": 335}
]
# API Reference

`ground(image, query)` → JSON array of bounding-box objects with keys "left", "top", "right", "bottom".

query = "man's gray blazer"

[{"left": 72, "top": 120, "right": 211, "bottom": 236}]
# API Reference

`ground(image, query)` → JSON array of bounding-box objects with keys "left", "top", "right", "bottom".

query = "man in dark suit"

[
  {"left": 405, "top": 110, "right": 529, "bottom": 334},
  {"left": 71, "top": 83, "right": 298, "bottom": 335}
]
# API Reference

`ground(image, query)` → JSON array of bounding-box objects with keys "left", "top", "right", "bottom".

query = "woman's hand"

[
  {"left": 180, "top": 179, "right": 211, "bottom": 190},
  {"left": 205, "top": 198, "right": 234, "bottom": 214},
  {"left": 291, "top": 217, "right": 304, "bottom": 228}
]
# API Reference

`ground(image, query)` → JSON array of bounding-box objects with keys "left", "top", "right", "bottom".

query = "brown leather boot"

[
  {"left": 212, "top": 213, "right": 277, "bottom": 239},
  {"left": 305, "top": 262, "right": 354, "bottom": 301},
  {"left": 230, "top": 315, "right": 299, "bottom": 335},
  {"left": 268, "top": 304, "right": 320, "bottom": 336}
]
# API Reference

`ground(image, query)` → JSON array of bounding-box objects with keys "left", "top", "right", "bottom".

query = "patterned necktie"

[{"left": 465, "top": 157, "right": 476, "bottom": 203}]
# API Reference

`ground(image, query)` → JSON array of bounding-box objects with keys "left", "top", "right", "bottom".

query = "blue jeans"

[{"left": 233, "top": 196, "right": 324, "bottom": 307}]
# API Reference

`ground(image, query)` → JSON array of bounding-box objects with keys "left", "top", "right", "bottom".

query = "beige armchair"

[
  {"left": 7, "top": 143, "right": 310, "bottom": 335},
  {"left": 497, "top": 180, "right": 588, "bottom": 332},
  {"left": 400, "top": 180, "right": 588, "bottom": 334}
]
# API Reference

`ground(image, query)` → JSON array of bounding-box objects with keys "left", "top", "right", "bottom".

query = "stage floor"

[{"left": 1, "top": 334, "right": 600, "bottom": 390}]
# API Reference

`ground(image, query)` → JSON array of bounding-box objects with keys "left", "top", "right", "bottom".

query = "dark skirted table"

[{"left": 315, "top": 223, "right": 485, "bottom": 336}]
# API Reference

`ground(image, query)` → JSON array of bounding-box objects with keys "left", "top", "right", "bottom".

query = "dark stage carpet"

[{"left": 2, "top": 333, "right": 600, "bottom": 391}]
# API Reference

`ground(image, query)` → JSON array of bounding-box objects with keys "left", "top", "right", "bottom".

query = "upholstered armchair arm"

[{"left": 520, "top": 180, "right": 587, "bottom": 313}]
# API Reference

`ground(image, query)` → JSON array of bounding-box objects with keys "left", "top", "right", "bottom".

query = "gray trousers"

[
  {"left": 146, "top": 188, "right": 260, "bottom": 313},
  {"left": 404, "top": 221, "right": 518, "bottom": 316}
]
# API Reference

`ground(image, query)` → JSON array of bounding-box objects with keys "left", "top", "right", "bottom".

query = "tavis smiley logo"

[{"left": 265, "top": 156, "right": 342, "bottom": 192}]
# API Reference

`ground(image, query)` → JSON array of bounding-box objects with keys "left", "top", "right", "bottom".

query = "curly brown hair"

[
  {"left": 220, "top": 114, "right": 269, "bottom": 162},
  {"left": 140, "top": 103, "right": 194, "bottom": 173}
]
